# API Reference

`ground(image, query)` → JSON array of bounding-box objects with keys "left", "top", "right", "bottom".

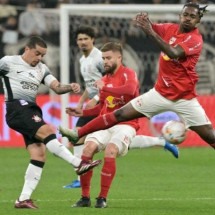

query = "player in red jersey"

[
  {"left": 59, "top": 4, "right": 215, "bottom": 151},
  {"left": 67, "top": 42, "right": 139, "bottom": 208}
]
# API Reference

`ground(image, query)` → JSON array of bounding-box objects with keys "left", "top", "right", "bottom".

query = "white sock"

[
  {"left": 19, "top": 163, "right": 42, "bottom": 201},
  {"left": 61, "top": 136, "right": 70, "bottom": 148},
  {"left": 129, "top": 136, "right": 165, "bottom": 149},
  {"left": 73, "top": 145, "right": 84, "bottom": 178},
  {"left": 73, "top": 145, "right": 84, "bottom": 158},
  {"left": 46, "top": 139, "right": 81, "bottom": 167}
]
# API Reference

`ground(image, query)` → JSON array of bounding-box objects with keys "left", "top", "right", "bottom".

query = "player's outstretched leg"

[
  {"left": 164, "top": 142, "right": 179, "bottom": 158},
  {"left": 58, "top": 126, "right": 79, "bottom": 144},
  {"left": 76, "top": 160, "right": 102, "bottom": 175}
]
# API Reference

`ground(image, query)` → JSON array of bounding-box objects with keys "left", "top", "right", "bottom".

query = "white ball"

[{"left": 161, "top": 120, "right": 186, "bottom": 145}]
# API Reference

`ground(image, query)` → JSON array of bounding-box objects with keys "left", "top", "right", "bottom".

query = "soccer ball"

[{"left": 161, "top": 120, "right": 186, "bottom": 145}]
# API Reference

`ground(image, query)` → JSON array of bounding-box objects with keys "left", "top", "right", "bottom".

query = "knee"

[
  {"left": 83, "top": 141, "right": 97, "bottom": 157},
  {"left": 105, "top": 144, "right": 118, "bottom": 158}
]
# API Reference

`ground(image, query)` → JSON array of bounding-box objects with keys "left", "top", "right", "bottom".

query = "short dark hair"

[
  {"left": 183, "top": 2, "right": 208, "bottom": 18},
  {"left": 100, "top": 42, "right": 123, "bottom": 55},
  {"left": 26, "top": 36, "right": 47, "bottom": 49},
  {"left": 75, "top": 25, "right": 96, "bottom": 39}
]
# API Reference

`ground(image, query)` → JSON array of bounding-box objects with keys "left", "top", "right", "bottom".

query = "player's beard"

[{"left": 104, "top": 63, "right": 117, "bottom": 75}]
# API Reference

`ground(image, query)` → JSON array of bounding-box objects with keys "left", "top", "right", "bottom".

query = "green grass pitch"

[{"left": 1, "top": 147, "right": 215, "bottom": 215}]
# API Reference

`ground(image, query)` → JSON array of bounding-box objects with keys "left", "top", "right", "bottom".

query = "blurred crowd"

[{"left": 0, "top": 0, "right": 214, "bottom": 94}]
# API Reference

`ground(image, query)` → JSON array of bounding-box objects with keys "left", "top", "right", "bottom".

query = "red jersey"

[
  {"left": 152, "top": 23, "right": 203, "bottom": 100},
  {"left": 100, "top": 65, "right": 140, "bottom": 130}
]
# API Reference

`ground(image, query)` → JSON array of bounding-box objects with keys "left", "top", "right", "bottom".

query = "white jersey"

[
  {"left": 0, "top": 55, "right": 57, "bottom": 102},
  {"left": 79, "top": 47, "right": 104, "bottom": 99}
]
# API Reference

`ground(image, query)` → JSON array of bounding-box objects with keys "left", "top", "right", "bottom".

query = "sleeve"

[
  {"left": 96, "top": 60, "right": 105, "bottom": 76},
  {"left": 0, "top": 58, "right": 9, "bottom": 76},
  {"left": 42, "top": 64, "right": 57, "bottom": 86},
  {"left": 83, "top": 103, "right": 102, "bottom": 116},
  {"left": 177, "top": 34, "right": 203, "bottom": 56},
  {"left": 102, "top": 69, "right": 138, "bottom": 96}
]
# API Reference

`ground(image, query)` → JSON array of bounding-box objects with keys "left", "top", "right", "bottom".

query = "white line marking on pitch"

[{"left": 1, "top": 197, "right": 215, "bottom": 203}]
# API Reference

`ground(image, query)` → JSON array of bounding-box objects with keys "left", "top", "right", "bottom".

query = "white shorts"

[
  {"left": 130, "top": 88, "right": 211, "bottom": 128},
  {"left": 85, "top": 124, "right": 136, "bottom": 156}
]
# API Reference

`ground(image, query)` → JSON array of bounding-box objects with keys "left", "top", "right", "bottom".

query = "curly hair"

[{"left": 183, "top": 2, "right": 208, "bottom": 18}]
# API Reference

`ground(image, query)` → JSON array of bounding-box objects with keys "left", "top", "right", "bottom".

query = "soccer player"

[
  {"left": 59, "top": 4, "right": 215, "bottom": 152},
  {"left": 63, "top": 25, "right": 104, "bottom": 189},
  {"left": 0, "top": 36, "right": 101, "bottom": 209},
  {"left": 70, "top": 42, "right": 140, "bottom": 208}
]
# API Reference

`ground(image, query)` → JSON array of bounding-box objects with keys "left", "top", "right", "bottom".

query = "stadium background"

[{"left": 0, "top": 0, "right": 215, "bottom": 147}]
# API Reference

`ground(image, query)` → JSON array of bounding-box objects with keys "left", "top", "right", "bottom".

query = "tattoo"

[{"left": 54, "top": 83, "right": 73, "bottom": 94}]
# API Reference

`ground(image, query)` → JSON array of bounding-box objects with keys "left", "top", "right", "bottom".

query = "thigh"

[
  {"left": 85, "top": 129, "right": 111, "bottom": 152},
  {"left": 6, "top": 101, "right": 45, "bottom": 137},
  {"left": 109, "top": 125, "right": 136, "bottom": 156},
  {"left": 130, "top": 88, "right": 172, "bottom": 118},
  {"left": 190, "top": 124, "right": 215, "bottom": 144},
  {"left": 174, "top": 98, "right": 211, "bottom": 128},
  {"left": 6, "top": 100, "right": 46, "bottom": 145}
]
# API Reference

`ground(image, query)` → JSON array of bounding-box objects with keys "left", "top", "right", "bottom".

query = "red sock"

[
  {"left": 98, "top": 157, "right": 116, "bottom": 198},
  {"left": 80, "top": 155, "right": 93, "bottom": 198},
  {"left": 78, "top": 112, "right": 117, "bottom": 138}
]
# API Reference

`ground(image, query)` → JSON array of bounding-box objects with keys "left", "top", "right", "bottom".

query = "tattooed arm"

[{"left": 50, "top": 80, "right": 81, "bottom": 94}]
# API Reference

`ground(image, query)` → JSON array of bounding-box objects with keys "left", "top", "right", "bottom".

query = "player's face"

[
  {"left": 102, "top": 50, "right": 121, "bottom": 74},
  {"left": 23, "top": 44, "right": 47, "bottom": 67},
  {"left": 77, "top": 34, "right": 94, "bottom": 55},
  {"left": 179, "top": 6, "right": 200, "bottom": 33}
]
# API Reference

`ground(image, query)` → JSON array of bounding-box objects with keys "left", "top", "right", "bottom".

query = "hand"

[
  {"left": 65, "top": 107, "right": 83, "bottom": 116},
  {"left": 94, "top": 79, "right": 105, "bottom": 90},
  {"left": 133, "top": 12, "right": 153, "bottom": 36},
  {"left": 71, "top": 83, "right": 80, "bottom": 93}
]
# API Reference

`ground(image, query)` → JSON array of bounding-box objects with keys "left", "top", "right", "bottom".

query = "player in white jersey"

[
  {"left": 0, "top": 36, "right": 101, "bottom": 209},
  {"left": 63, "top": 25, "right": 104, "bottom": 189}
]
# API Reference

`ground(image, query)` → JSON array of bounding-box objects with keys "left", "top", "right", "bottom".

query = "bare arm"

[
  {"left": 133, "top": 12, "right": 185, "bottom": 59},
  {"left": 50, "top": 80, "right": 80, "bottom": 95},
  {"left": 77, "top": 89, "right": 89, "bottom": 109},
  {"left": 85, "top": 97, "right": 98, "bottom": 109}
]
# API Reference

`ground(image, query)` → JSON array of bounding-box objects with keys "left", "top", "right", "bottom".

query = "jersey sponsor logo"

[
  {"left": 20, "top": 81, "right": 38, "bottom": 91},
  {"left": 32, "top": 115, "right": 42, "bottom": 122},
  {"left": 86, "top": 79, "right": 95, "bottom": 87},
  {"left": 106, "top": 95, "right": 125, "bottom": 108}
]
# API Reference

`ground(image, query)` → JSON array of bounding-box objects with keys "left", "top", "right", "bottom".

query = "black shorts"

[
  {"left": 6, "top": 100, "right": 46, "bottom": 146},
  {"left": 76, "top": 116, "right": 95, "bottom": 127}
]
